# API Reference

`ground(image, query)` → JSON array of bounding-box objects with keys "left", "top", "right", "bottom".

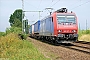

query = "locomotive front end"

[{"left": 54, "top": 8, "right": 78, "bottom": 43}]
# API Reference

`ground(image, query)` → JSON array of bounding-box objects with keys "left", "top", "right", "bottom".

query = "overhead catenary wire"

[
  {"left": 23, "top": 0, "right": 43, "bottom": 20},
  {"left": 50, "top": 0, "right": 61, "bottom": 7},
  {"left": 41, "top": 0, "right": 56, "bottom": 13},
  {"left": 45, "top": 0, "right": 60, "bottom": 8},
  {"left": 38, "top": 0, "right": 58, "bottom": 16},
  {"left": 24, "top": 0, "right": 60, "bottom": 17},
  {"left": 67, "top": 0, "right": 82, "bottom": 8},
  {"left": 40, "top": 0, "right": 61, "bottom": 18},
  {"left": 70, "top": 0, "right": 90, "bottom": 10},
  {"left": 24, "top": 0, "right": 38, "bottom": 9},
  {"left": 37, "top": 0, "right": 42, "bottom": 10}
]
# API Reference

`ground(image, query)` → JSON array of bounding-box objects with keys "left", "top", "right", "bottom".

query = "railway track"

[
  {"left": 29, "top": 37, "right": 90, "bottom": 55},
  {"left": 75, "top": 41, "right": 90, "bottom": 45},
  {"left": 41, "top": 40, "right": 90, "bottom": 54},
  {"left": 59, "top": 41, "right": 90, "bottom": 55}
]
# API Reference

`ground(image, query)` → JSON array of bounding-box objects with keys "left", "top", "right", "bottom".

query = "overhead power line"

[
  {"left": 40, "top": 0, "right": 61, "bottom": 18},
  {"left": 37, "top": 0, "right": 42, "bottom": 9},
  {"left": 24, "top": 0, "right": 38, "bottom": 9},
  {"left": 23, "top": 11, "right": 43, "bottom": 20},
  {"left": 67, "top": 0, "right": 82, "bottom": 8},
  {"left": 50, "top": 0, "right": 61, "bottom": 7},
  {"left": 70, "top": 0, "right": 90, "bottom": 10}
]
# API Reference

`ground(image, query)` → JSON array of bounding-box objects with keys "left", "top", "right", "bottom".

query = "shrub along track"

[{"left": 27, "top": 37, "right": 90, "bottom": 60}]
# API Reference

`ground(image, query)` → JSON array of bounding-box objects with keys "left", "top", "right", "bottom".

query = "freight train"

[{"left": 29, "top": 8, "right": 78, "bottom": 44}]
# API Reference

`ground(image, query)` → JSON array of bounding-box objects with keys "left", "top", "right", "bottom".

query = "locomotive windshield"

[
  {"left": 67, "top": 16, "right": 76, "bottom": 23},
  {"left": 57, "top": 16, "right": 66, "bottom": 23},
  {"left": 57, "top": 15, "right": 76, "bottom": 24}
]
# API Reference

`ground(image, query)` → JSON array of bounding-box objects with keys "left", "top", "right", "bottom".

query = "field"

[
  {"left": 78, "top": 30, "right": 90, "bottom": 42},
  {"left": 0, "top": 33, "right": 50, "bottom": 60}
]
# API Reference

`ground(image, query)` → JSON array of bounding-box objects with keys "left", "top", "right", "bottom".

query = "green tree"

[
  {"left": 13, "top": 18, "right": 22, "bottom": 27},
  {"left": 9, "top": 9, "right": 24, "bottom": 28}
]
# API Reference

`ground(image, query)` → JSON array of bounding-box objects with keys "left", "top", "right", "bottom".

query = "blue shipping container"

[
  {"left": 34, "top": 20, "right": 40, "bottom": 34},
  {"left": 40, "top": 17, "right": 54, "bottom": 36}
]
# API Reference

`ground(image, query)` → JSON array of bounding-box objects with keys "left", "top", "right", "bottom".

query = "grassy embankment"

[
  {"left": 78, "top": 30, "right": 90, "bottom": 42},
  {"left": 0, "top": 33, "right": 50, "bottom": 60}
]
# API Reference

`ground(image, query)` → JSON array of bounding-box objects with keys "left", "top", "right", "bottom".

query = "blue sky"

[{"left": 0, "top": 0, "right": 90, "bottom": 32}]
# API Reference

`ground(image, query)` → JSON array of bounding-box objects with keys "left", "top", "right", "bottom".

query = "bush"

[
  {"left": 86, "top": 30, "right": 90, "bottom": 34},
  {"left": 78, "top": 29, "right": 90, "bottom": 36},
  {"left": 0, "top": 32, "right": 6, "bottom": 37},
  {"left": 5, "top": 27, "right": 28, "bottom": 40},
  {"left": 18, "top": 33, "right": 28, "bottom": 40},
  {"left": 6, "top": 27, "right": 22, "bottom": 35}
]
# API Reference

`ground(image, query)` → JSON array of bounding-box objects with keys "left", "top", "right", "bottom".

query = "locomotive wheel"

[
  {"left": 51, "top": 40, "right": 55, "bottom": 45},
  {"left": 53, "top": 40, "right": 59, "bottom": 46}
]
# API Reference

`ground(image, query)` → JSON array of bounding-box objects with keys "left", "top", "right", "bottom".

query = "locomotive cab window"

[
  {"left": 67, "top": 16, "right": 76, "bottom": 24},
  {"left": 57, "top": 16, "right": 66, "bottom": 24},
  {"left": 57, "top": 15, "right": 76, "bottom": 24}
]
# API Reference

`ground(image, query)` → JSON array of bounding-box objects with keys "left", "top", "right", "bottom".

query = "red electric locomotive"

[{"left": 51, "top": 8, "right": 78, "bottom": 43}]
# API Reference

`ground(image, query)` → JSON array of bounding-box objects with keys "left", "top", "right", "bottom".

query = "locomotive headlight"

[
  {"left": 73, "top": 30, "right": 76, "bottom": 32},
  {"left": 58, "top": 30, "right": 62, "bottom": 32}
]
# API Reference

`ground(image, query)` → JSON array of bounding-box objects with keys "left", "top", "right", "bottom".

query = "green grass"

[{"left": 0, "top": 33, "right": 50, "bottom": 60}]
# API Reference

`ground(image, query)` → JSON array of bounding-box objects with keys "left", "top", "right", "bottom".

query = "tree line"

[{"left": 9, "top": 9, "right": 29, "bottom": 34}]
